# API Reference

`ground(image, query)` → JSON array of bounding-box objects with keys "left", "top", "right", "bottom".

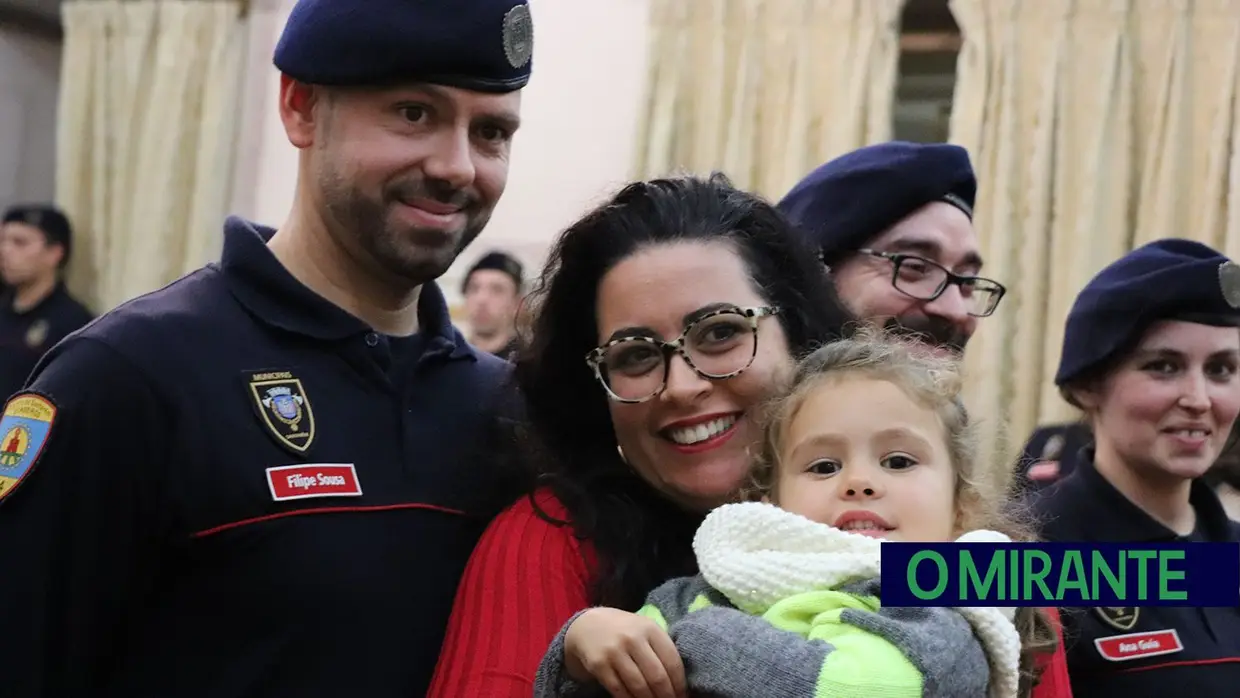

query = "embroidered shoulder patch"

[
  {"left": 0, "top": 393, "right": 57, "bottom": 504},
  {"left": 1094, "top": 606, "right": 1140, "bottom": 631},
  {"left": 245, "top": 370, "right": 315, "bottom": 455}
]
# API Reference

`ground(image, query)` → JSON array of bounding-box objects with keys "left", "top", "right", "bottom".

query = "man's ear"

[
  {"left": 277, "top": 75, "right": 323, "bottom": 150},
  {"left": 48, "top": 242, "right": 65, "bottom": 269}
]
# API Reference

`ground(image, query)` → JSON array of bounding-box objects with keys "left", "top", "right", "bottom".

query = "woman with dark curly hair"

[{"left": 427, "top": 173, "right": 854, "bottom": 697}]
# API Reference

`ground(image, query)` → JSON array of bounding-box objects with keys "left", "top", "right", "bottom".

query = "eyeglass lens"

[
  {"left": 598, "top": 311, "right": 757, "bottom": 401},
  {"left": 893, "top": 257, "right": 1001, "bottom": 316}
]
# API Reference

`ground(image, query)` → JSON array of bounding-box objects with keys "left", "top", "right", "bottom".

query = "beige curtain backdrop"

[
  {"left": 949, "top": 0, "right": 1240, "bottom": 463},
  {"left": 633, "top": 0, "right": 906, "bottom": 199},
  {"left": 56, "top": 0, "right": 247, "bottom": 312}
]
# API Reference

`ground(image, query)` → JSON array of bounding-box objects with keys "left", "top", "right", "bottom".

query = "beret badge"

[
  {"left": 502, "top": 5, "right": 534, "bottom": 70},
  {"left": 1219, "top": 260, "right": 1240, "bottom": 309}
]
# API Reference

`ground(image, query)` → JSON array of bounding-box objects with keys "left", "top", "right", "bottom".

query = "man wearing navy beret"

[
  {"left": 778, "top": 141, "right": 1006, "bottom": 358},
  {"left": 0, "top": 1, "right": 535, "bottom": 697},
  {"left": 777, "top": 143, "right": 1085, "bottom": 492}
]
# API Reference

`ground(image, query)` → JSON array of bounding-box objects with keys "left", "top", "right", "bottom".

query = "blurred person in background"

[
  {"left": 462, "top": 249, "right": 523, "bottom": 359},
  {"left": 0, "top": 204, "right": 93, "bottom": 399}
]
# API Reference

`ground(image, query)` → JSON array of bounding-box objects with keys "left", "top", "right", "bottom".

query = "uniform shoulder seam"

[{"left": 42, "top": 334, "right": 172, "bottom": 406}]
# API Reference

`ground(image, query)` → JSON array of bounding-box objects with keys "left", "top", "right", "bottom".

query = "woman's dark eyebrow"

[
  {"left": 1134, "top": 347, "right": 1240, "bottom": 361},
  {"left": 602, "top": 303, "right": 740, "bottom": 344},
  {"left": 682, "top": 302, "right": 737, "bottom": 326},
  {"left": 1132, "top": 347, "right": 1183, "bottom": 362},
  {"left": 604, "top": 326, "right": 656, "bottom": 343}
]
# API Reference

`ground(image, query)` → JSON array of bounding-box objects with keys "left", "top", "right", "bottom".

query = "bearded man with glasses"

[
  {"left": 777, "top": 141, "right": 1004, "bottom": 358},
  {"left": 779, "top": 143, "right": 1086, "bottom": 496}
]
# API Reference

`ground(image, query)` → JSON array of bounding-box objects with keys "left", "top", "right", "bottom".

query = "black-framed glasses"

[
  {"left": 585, "top": 306, "right": 781, "bottom": 403},
  {"left": 858, "top": 248, "right": 1007, "bottom": 318}
]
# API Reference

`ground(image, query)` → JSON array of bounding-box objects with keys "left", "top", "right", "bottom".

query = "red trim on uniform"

[
  {"left": 1117, "top": 656, "right": 1240, "bottom": 673},
  {"left": 190, "top": 502, "right": 466, "bottom": 538}
]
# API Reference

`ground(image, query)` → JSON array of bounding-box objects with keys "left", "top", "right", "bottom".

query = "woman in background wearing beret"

[{"left": 1034, "top": 238, "right": 1240, "bottom": 696}]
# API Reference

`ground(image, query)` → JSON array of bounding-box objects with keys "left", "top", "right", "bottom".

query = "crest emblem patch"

[
  {"left": 1094, "top": 606, "right": 1140, "bottom": 631},
  {"left": 1219, "top": 260, "right": 1240, "bottom": 308},
  {"left": 502, "top": 4, "right": 534, "bottom": 69},
  {"left": 25, "top": 319, "right": 49, "bottom": 349},
  {"left": 246, "top": 371, "right": 315, "bottom": 455},
  {"left": 1040, "top": 433, "right": 1066, "bottom": 461},
  {"left": 0, "top": 393, "right": 56, "bottom": 504}
]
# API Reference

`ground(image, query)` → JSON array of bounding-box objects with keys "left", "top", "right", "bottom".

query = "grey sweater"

[{"left": 533, "top": 575, "right": 993, "bottom": 697}]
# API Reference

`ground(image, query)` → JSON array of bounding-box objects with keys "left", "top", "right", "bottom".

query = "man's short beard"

[
  {"left": 881, "top": 314, "right": 969, "bottom": 355},
  {"left": 319, "top": 169, "right": 490, "bottom": 286}
]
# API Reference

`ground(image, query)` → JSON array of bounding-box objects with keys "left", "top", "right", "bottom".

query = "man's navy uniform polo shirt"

[
  {"left": 1034, "top": 455, "right": 1240, "bottom": 696},
  {"left": 0, "top": 217, "right": 523, "bottom": 697},
  {"left": 0, "top": 282, "right": 93, "bottom": 399}
]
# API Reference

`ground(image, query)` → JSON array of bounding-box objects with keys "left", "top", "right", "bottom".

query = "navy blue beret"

[
  {"left": 777, "top": 141, "right": 976, "bottom": 263},
  {"left": 274, "top": 0, "right": 534, "bottom": 93},
  {"left": 2, "top": 203, "right": 72, "bottom": 255},
  {"left": 1056, "top": 238, "right": 1240, "bottom": 386}
]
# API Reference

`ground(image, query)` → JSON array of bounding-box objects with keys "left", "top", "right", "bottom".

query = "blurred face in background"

[
  {"left": 463, "top": 268, "right": 521, "bottom": 339},
  {"left": 0, "top": 222, "right": 61, "bottom": 287}
]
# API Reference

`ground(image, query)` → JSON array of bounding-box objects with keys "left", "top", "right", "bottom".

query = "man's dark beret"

[
  {"left": 1056, "top": 238, "right": 1240, "bottom": 386},
  {"left": 2, "top": 203, "right": 73, "bottom": 260},
  {"left": 273, "top": 0, "right": 534, "bottom": 93},
  {"left": 462, "top": 251, "right": 523, "bottom": 293},
  {"left": 777, "top": 141, "right": 977, "bottom": 263}
]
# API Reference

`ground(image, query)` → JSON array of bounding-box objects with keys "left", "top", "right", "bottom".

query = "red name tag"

[
  {"left": 1094, "top": 629, "right": 1183, "bottom": 662},
  {"left": 266, "top": 464, "right": 362, "bottom": 501}
]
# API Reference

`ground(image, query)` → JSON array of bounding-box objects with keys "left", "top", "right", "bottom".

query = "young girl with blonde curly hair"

[{"left": 536, "top": 330, "right": 1059, "bottom": 698}]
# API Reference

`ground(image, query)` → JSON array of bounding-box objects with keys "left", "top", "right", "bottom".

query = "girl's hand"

[{"left": 563, "top": 607, "right": 687, "bottom": 698}]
